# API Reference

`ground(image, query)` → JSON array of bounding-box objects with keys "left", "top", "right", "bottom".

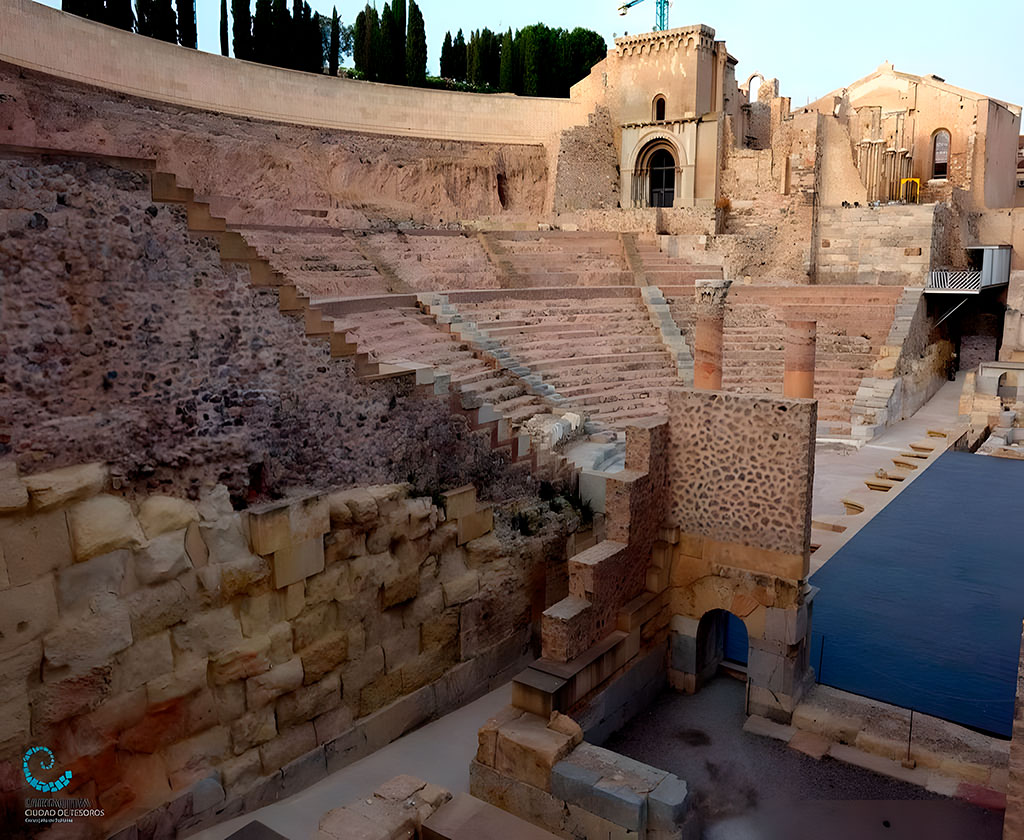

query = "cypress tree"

[
  {"left": 136, "top": 0, "right": 176, "bottom": 42},
  {"left": 62, "top": 0, "right": 86, "bottom": 17},
  {"left": 220, "top": 0, "right": 229, "bottom": 55},
  {"left": 252, "top": 0, "right": 273, "bottom": 63},
  {"left": 405, "top": 0, "right": 425, "bottom": 85},
  {"left": 362, "top": 5, "right": 381, "bottom": 81},
  {"left": 231, "top": 0, "right": 251, "bottom": 59},
  {"left": 499, "top": 28, "right": 514, "bottom": 92},
  {"left": 329, "top": 7, "right": 340, "bottom": 76},
  {"left": 353, "top": 9, "right": 367, "bottom": 74},
  {"left": 391, "top": 0, "right": 406, "bottom": 82},
  {"left": 178, "top": 0, "right": 197, "bottom": 48},
  {"left": 272, "top": 0, "right": 290, "bottom": 67},
  {"left": 380, "top": 3, "right": 396, "bottom": 83},
  {"left": 105, "top": 0, "right": 135, "bottom": 31},
  {"left": 452, "top": 29, "right": 466, "bottom": 82},
  {"left": 440, "top": 31, "right": 453, "bottom": 79},
  {"left": 521, "top": 27, "right": 540, "bottom": 96}
]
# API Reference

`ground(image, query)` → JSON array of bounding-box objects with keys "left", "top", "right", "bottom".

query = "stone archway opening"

[
  {"left": 695, "top": 608, "right": 749, "bottom": 688},
  {"left": 632, "top": 139, "right": 679, "bottom": 208}
]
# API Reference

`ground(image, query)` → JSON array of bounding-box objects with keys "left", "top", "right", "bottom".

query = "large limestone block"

[
  {"left": 210, "top": 636, "right": 272, "bottom": 685},
  {"left": 127, "top": 579, "right": 192, "bottom": 638},
  {"left": 43, "top": 592, "right": 132, "bottom": 672},
  {"left": 494, "top": 713, "right": 576, "bottom": 791},
  {"left": 273, "top": 537, "right": 326, "bottom": 589},
  {"left": 246, "top": 494, "right": 330, "bottom": 556},
  {"left": 0, "top": 509, "right": 74, "bottom": 586},
  {"left": 68, "top": 495, "right": 146, "bottom": 561},
  {"left": 230, "top": 706, "right": 278, "bottom": 754},
  {"left": 277, "top": 672, "right": 342, "bottom": 728},
  {"left": 57, "top": 550, "right": 127, "bottom": 612},
  {"left": 258, "top": 722, "right": 317, "bottom": 775},
  {"left": 300, "top": 631, "right": 349, "bottom": 685},
  {"left": 0, "top": 461, "right": 28, "bottom": 513},
  {"left": 246, "top": 657, "right": 304, "bottom": 709},
  {"left": 146, "top": 656, "right": 209, "bottom": 705},
  {"left": 328, "top": 489, "right": 378, "bottom": 528},
  {"left": 138, "top": 495, "right": 199, "bottom": 539},
  {"left": 0, "top": 577, "right": 59, "bottom": 655},
  {"left": 32, "top": 664, "right": 114, "bottom": 726},
  {"left": 113, "top": 631, "right": 174, "bottom": 694},
  {"left": 134, "top": 530, "right": 192, "bottom": 584},
  {"left": 22, "top": 463, "right": 107, "bottom": 510},
  {"left": 171, "top": 606, "right": 244, "bottom": 656}
]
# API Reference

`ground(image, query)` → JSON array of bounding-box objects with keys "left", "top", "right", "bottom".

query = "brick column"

[
  {"left": 783, "top": 320, "right": 817, "bottom": 399},
  {"left": 693, "top": 279, "right": 732, "bottom": 390}
]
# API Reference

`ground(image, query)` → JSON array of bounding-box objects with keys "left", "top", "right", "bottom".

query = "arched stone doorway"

[
  {"left": 694, "top": 608, "right": 749, "bottom": 689},
  {"left": 631, "top": 139, "right": 681, "bottom": 208}
]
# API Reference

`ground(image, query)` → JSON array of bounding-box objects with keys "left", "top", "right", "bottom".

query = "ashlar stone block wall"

[{"left": 0, "top": 463, "right": 545, "bottom": 838}]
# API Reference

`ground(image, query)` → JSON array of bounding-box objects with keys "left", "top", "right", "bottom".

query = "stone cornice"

[{"left": 614, "top": 24, "right": 716, "bottom": 58}]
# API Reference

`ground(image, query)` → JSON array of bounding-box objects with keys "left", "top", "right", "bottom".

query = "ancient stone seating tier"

[
  {"left": 713, "top": 286, "right": 904, "bottom": 431},
  {"left": 366, "top": 231, "right": 502, "bottom": 291},
  {"left": 240, "top": 229, "right": 394, "bottom": 299},
  {"left": 487, "top": 231, "right": 636, "bottom": 287},
  {"left": 449, "top": 290, "right": 682, "bottom": 430}
]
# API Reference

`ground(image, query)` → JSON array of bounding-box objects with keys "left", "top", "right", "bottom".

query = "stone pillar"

[
  {"left": 693, "top": 279, "right": 732, "bottom": 390},
  {"left": 783, "top": 320, "right": 817, "bottom": 399}
]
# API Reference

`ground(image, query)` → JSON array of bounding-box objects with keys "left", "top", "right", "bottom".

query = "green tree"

[
  {"left": 136, "top": 0, "right": 176, "bottom": 42},
  {"left": 439, "top": 31, "right": 453, "bottom": 79},
  {"left": 328, "top": 6, "right": 340, "bottom": 75},
  {"left": 178, "top": 0, "right": 197, "bottom": 48},
  {"left": 272, "top": 0, "right": 290, "bottom": 67},
  {"left": 452, "top": 29, "right": 466, "bottom": 81},
  {"left": 220, "top": 0, "right": 229, "bottom": 55},
  {"left": 252, "top": 0, "right": 272, "bottom": 63},
  {"left": 405, "top": 0, "right": 426, "bottom": 85},
  {"left": 353, "top": 8, "right": 367, "bottom": 72},
  {"left": 380, "top": 3, "right": 396, "bottom": 82},
  {"left": 231, "top": 0, "right": 251, "bottom": 59},
  {"left": 391, "top": 0, "right": 406, "bottom": 81},
  {"left": 105, "top": 0, "right": 135, "bottom": 31},
  {"left": 499, "top": 28, "right": 514, "bottom": 92},
  {"left": 360, "top": 4, "right": 381, "bottom": 81}
]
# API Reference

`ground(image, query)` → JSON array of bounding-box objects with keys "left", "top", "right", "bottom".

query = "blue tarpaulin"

[{"left": 809, "top": 451, "right": 1024, "bottom": 737}]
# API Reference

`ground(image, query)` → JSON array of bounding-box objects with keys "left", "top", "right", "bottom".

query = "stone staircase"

[
  {"left": 150, "top": 171, "right": 539, "bottom": 470},
  {"left": 425, "top": 290, "right": 683, "bottom": 431}
]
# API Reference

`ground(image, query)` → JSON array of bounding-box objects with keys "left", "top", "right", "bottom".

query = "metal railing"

[{"left": 926, "top": 269, "right": 984, "bottom": 291}]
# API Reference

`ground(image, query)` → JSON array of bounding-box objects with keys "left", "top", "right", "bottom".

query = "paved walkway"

[
  {"left": 812, "top": 375, "right": 964, "bottom": 518},
  {"left": 605, "top": 678, "right": 1003, "bottom": 840},
  {"left": 188, "top": 685, "right": 511, "bottom": 840}
]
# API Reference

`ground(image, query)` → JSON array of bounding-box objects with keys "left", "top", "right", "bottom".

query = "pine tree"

[
  {"left": 178, "top": 0, "right": 197, "bottom": 48},
  {"left": 453, "top": 29, "right": 466, "bottom": 82},
  {"left": 499, "top": 28, "right": 514, "bottom": 92},
  {"left": 105, "top": 0, "right": 135, "bottom": 31},
  {"left": 439, "top": 31, "right": 453, "bottom": 79},
  {"left": 231, "top": 0, "right": 252, "bottom": 59},
  {"left": 329, "top": 7, "right": 340, "bottom": 76},
  {"left": 405, "top": 0, "right": 425, "bottom": 85}
]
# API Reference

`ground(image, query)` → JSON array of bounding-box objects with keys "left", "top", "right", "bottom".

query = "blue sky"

[{"left": 38, "top": 0, "right": 1024, "bottom": 107}]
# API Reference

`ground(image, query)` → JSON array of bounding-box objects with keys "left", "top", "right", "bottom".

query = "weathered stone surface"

[
  {"left": 314, "top": 704, "right": 354, "bottom": 745},
  {"left": 185, "top": 520, "right": 209, "bottom": 569},
  {"left": 0, "top": 577, "right": 59, "bottom": 655},
  {"left": 0, "top": 641, "right": 43, "bottom": 705},
  {"left": 171, "top": 606, "right": 244, "bottom": 655},
  {"left": 146, "top": 656, "right": 209, "bottom": 705},
  {"left": 32, "top": 665, "right": 113, "bottom": 725},
  {"left": 259, "top": 722, "right": 317, "bottom": 775},
  {"left": 0, "top": 461, "right": 28, "bottom": 513},
  {"left": 22, "top": 463, "right": 107, "bottom": 510},
  {"left": 214, "top": 680, "right": 247, "bottom": 723},
  {"left": 134, "top": 530, "right": 192, "bottom": 584},
  {"left": 230, "top": 705, "right": 278, "bottom": 754},
  {"left": 220, "top": 554, "right": 272, "bottom": 599},
  {"left": 57, "top": 549, "right": 127, "bottom": 612},
  {"left": 380, "top": 562, "right": 419, "bottom": 609},
  {"left": 495, "top": 713, "right": 575, "bottom": 791},
  {"left": 272, "top": 537, "right": 326, "bottom": 589},
  {"left": 268, "top": 621, "right": 295, "bottom": 664},
  {"left": 127, "top": 579, "right": 192, "bottom": 637},
  {"left": 306, "top": 564, "right": 346, "bottom": 605},
  {"left": 220, "top": 748, "right": 262, "bottom": 793},
  {"left": 138, "top": 495, "right": 199, "bottom": 539},
  {"left": 292, "top": 602, "right": 337, "bottom": 650},
  {"left": 442, "top": 570, "right": 479, "bottom": 606},
  {"left": 359, "top": 670, "right": 404, "bottom": 717},
  {"left": 199, "top": 516, "right": 252, "bottom": 565},
  {"left": 239, "top": 591, "right": 283, "bottom": 638},
  {"left": 329, "top": 489, "right": 378, "bottom": 527},
  {"left": 114, "top": 630, "right": 174, "bottom": 693},
  {"left": 421, "top": 608, "right": 459, "bottom": 652},
  {"left": 210, "top": 636, "right": 272, "bottom": 685},
  {"left": 285, "top": 581, "right": 305, "bottom": 620},
  {"left": 68, "top": 495, "right": 146, "bottom": 561},
  {"left": 0, "top": 509, "right": 74, "bottom": 586},
  {"left": 300, "top": 631, "right": 349, "bottom": 685},
  {"left": 277, "top": 672, "right": 341, "bottom": 728}
]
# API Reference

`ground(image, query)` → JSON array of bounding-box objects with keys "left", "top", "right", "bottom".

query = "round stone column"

[
  {"left": 783, "top": 320, "right": 817, "bottom": 399},
  {"left": 693, "top": 279, "right": 732, "bottom": 390}
]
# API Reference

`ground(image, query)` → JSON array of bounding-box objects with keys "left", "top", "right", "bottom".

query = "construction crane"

[{"left": 618, "top": 0, "right": 670, "bottom": 31}]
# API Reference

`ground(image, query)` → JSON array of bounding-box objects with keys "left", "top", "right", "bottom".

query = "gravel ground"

[{"left": 603, "top": 677, "right": 1004, "bottom": 840}]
